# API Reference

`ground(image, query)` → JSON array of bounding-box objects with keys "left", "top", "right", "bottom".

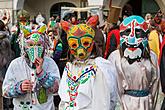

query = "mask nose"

[
  {"left": 77, "top": 48, "right": 86, "bottom": 59},
  {"left": 128, "top": 36, "right": 136, "bottom": 45},
  {"left": 79, "top": 53, "right": 84, "bottom": 57}
]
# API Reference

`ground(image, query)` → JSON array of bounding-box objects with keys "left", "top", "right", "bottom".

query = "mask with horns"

[
  {"left": 21, "top": 25, "right": 46, "bottom": 63},
  {"left": 60, "top": 15, "right": 99, "bottom": 61}
]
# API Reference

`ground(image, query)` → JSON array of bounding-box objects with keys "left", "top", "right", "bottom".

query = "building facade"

[{"left": 0, "top": 0, "right": 164, "bottom": 24}]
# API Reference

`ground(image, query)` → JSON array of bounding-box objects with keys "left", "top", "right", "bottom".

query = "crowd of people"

[{"left": 0, "top": 8, "right": 165, "bottom": 110}]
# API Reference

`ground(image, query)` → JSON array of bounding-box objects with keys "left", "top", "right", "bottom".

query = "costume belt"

[{"left": 124, "top": 89, "right": 149, "bottom": 97}]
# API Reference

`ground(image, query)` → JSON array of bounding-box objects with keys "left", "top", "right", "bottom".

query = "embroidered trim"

[
  {"left": 36, "top": 69, "right": 43, "bottom": 76},
  {"left": 37, "top": 71, "right": 56, "bottom": 89},
  {"left": 65, "top": 64, "right": 97, "bottom": 109},
  {"left": 5, "top": 80, "right": 26, "bottom": 97}
]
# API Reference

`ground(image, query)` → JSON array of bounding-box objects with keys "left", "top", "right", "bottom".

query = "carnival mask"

[
  {"left": 61, "top": 15, "right": 98, "bottom": 60},
  {"left": 120, "top": 15, "right": 149, "bottom": 62},
  {"left": 21, "top": 25, "right": 46, "bottom": 63}
]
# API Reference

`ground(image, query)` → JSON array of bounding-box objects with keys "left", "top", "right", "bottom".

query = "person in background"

[
  {"left": 70, "top": 16, "right": 78, "bottom": 25},
  {"left": 0, "top": 20, "right": 14, "bottom": 110},
  {"left": 47, "top": 16, "right": 56, "bottom": 29},
  {"left": 104, "top": 23, "right": 120, "bottom": 59},
  {"left": 92, "top": 15, "right": 105, "bottom": 57},
  {"left": 10, "top": 10, "right": 30, "bottom": 58},
  {"left": 148, "top": 19, "right": 161, "bottom": 59},
  {"left": 154, "top": 10, "right": 163, "bottom": 28},
  {"left": 121, "top": 4, "right": 133, "bottom": 21},
  {"left": 47, "top": 29, "right": 62, "bottom": 109},
  {"left": 56, "top": 16, "right": 70, "bottom": 77},
  {"left": 145, "top": 13, "right": 152, "bottom": 27}
]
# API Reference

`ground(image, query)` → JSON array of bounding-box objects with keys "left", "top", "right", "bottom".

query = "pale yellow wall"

[
  {"left": 24, "top": 0, "right": 81, "bottom": 22},
  {"left": 0, "top": 0, "right": 12, "bottom": 9},
  {"left": 155, "top": 0, "right": 165, "bottom": 12},
  {"left": 1, "top": 0, "right": 164, "bottom": 24},
  {"left": 0, "top": 0, "right": 13, "bottom": 26}
]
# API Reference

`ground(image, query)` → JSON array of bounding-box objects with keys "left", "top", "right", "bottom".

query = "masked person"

[
  {"left": 2, "top": 25, "right": 60, "bottom": 110},
  {"left": 108, "top": 15, "right": 160, "bottom": 110},
  {"left": 148, "top": 19, "right": 161, "bottom": 59},
  {"left": 58, "top": 15, "right": 118, "bottom": 110},
  {"left": 11, "top": 10, "right": 30, "bottom": 58}
]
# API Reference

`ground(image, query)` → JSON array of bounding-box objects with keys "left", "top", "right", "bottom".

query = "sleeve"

[
  {"left": 2, "top": 61, "right": 26, "bottom": 98},
  {"left": 104, "top": 32, "right": 111, "bottom": 59},
  {"left": 95, "top": 57, "right": 118, "bottom": 110},
  {"left": 107, "top": 51, "right": 124, "bottom": 109},
  {"left": 37, "top": 58, "right": 60, "bottom": 93},
  {"left": 148, "top": 31, "right": 160, "bottom": 57},
  {"left": 94, "top": 29, "right": 104, "bottom": 57},
  {"left": 150, "top": 51, "right": 161, "bottom": 109},
  {"left": 53, "top": 41, "right": 63, "bottom": 62},
  {"left": 104, "top": 32, "right": 117, "bottom": 59},
  {"left": 160, "top": 46, "right": 165, "bottom": 94},
  {"left": 58, "top": 64, "right": 70, "bottom": 107},
  {"left": 92, "top": 68, "right": 110, "bottom": 110}
]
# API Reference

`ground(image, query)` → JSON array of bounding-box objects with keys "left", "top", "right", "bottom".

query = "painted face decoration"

[
  {"left": 120, "top": 15, "right": 149, "bottom": 63},
  {"left": 21, "top": 25, "right": 46, "bottom": 63},
  {"left": 61, "top": 15, "right": 98, "bottom": 60}
]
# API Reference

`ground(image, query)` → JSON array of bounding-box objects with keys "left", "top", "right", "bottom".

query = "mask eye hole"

[
  {"left": 20, "top": 101, "right": 24, "bottom": 105},
  {"left": 29, "top": 44, "right": 34, "bottom": 46},
  {"left": 72, "top": 43, "right": 77, "bottom": 48},
  {"left": 125, "top": 29, "right": 131, "bottom": 35},
  {"left": 68, "top": 38, "right": 78, "bottom": 49},
  {"left": 37, "top": 43, "right": 42, "bottom": 46},
  {"left": 135, "top": 29, "right": 141, "bottom": 34},
  {"left": 81, "top": 36, "right": 92, "bottom": 48},
  {"left": 26, "top": 101, "right": 30, "bottom": 105},
  {"left": 83, "top": 41, "right": 89, "bottom": 47}
]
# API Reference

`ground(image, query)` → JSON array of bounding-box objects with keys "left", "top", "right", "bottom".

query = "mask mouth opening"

[{"left": 125, "top": 43, "right": 139, "bottom": 48}]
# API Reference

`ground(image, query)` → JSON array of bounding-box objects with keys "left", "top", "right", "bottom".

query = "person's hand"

[
  {"left": 21, "top": 80, "right": 33, "bottom": 92},
  {"left": 35, "top": 57, "right": 44, "bottom": 75}
]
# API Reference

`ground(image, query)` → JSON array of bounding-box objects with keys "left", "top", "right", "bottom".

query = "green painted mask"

[{"left": 26, "top": 46, "right": 43, "bottom": 63}]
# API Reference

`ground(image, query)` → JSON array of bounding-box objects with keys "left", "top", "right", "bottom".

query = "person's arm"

[
  {"left": 36, "top": 58, "right": 60, "bottom": 93},
  {"left": 2, "top": 61, "right": 26, "bottom": 98},
  {"left": 104, "top": 31, "right": 118, "bottom": 59},
  {"left": 94, "top": 57, "right": 118, "bottom": 110}
]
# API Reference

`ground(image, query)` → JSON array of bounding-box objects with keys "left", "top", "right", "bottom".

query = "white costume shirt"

[
  {"left": 58, "top": 57, "right": 118, "bottom": 110},
  {"left": 3, "top": 56, "right": 60, "bottom": 110}
]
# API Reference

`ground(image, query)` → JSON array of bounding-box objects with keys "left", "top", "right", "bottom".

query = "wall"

[
  {"left": 0, "top": 0, "right": 13, "bottom": 26},
  {"left": 155, "top": 0, "right": 165, "bottom": 13},
  {"left": 142, "top": 0, "right": 160, "bottom": 17},
  {"left": 0, "top": 0, "right": 12, "bottom": 9},
  {"left": 24, "top": 0, "right": 80, "bottom": 22},
  {"left": 6, "top": 0, "right": 165, "bottom": 24}
]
